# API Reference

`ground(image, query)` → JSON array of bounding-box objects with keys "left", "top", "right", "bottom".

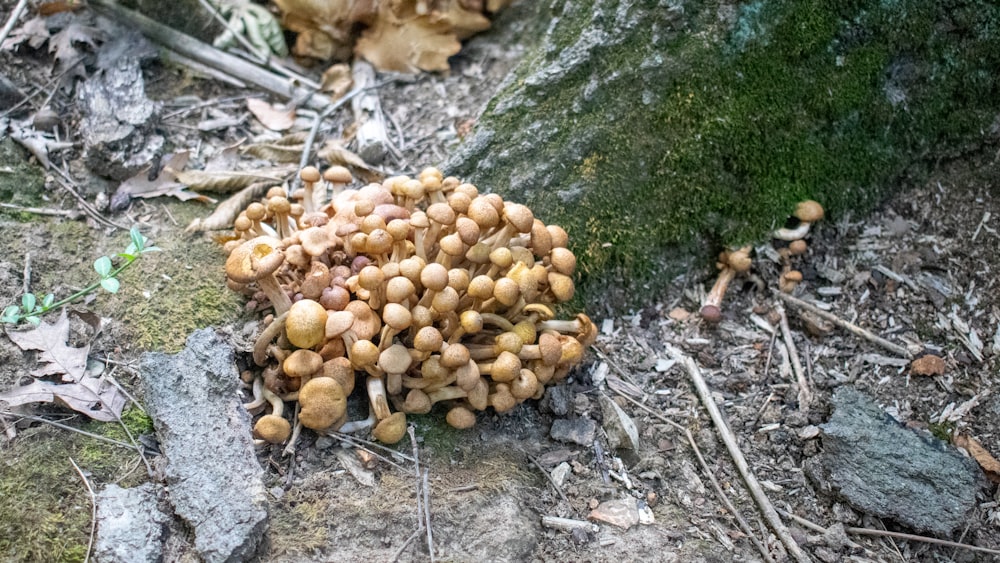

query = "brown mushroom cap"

[
  {"left": 254, "top": 414, "right": 291, "bottom": 444},
  {"left": 298, "top": 376, "right": 347, "bottom": 430},
  {"left": 300, "top": 166, "right": 321, "bottom": 183},
  {"left": 283, "top": 349, "right": 323, "bottom": 379},
  {"left": 324, "top": 165, "right": 353, "bottom": 184},
  {"left": 794, "top": 200, "right": 824, "bottom": 223},
  {"left": 446, "top": 406, "right": 476, "bottom": 429},
  {"left": 372, "top": 411, "right": 407, "bottom": 444},
  {"left": 322, "top": 356, "right": 356, "bottom": 395},
  {"left": 286, "top": 299, "right": 328, "bottom": 349}
]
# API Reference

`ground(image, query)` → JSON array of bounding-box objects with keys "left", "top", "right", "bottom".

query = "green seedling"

[{"left": 2, "top": 227, "right": 161, "bottom": 325}]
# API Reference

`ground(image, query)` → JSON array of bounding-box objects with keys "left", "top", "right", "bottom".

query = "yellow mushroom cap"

[
  {"left": 794, "top": 200, "right": 824, "bottom": 223},
  {"left": 283, "top": 349, "right": 323, "bottom": 379},
  {"left": 446, "top": 406, "right": 477, "bottom": 429},
  {"left": 298, "top": 377, "right": 347, "bottom": 430},
  {"left": 254, "top": 414, "right": 291, "bottom": 444},
  {"left": 286, "top": 299, "right": 328, "bottom": 349},
  {"left": 373, "top": 412, "right": 407, "bottom": 444}
]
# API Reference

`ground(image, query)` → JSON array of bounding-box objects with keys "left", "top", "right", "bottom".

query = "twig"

[
  {"left": 290, "top": 82, "right": 384, "bottom": 193},
  {"left": 328, "top": 430, "right": 414, "bottom": 466},
  {"left": 775, "top": 305, "right": 811, "bottom": 412},
  {"left": 773, "top": 290, "right": 912, "bottom": 359},
  {"left": 87, "top": 0, "right": 330, "bottom": 111},
  {"left": 776, "top": 508, "right": 1000, "bottom": 557},
  {"left": 0, "top": 0, "right": 29, "bottom": 47},
  {"left": 607, "top": 388, "right": 776, "bottom": 563},
  {"left": 48, "top": 164, "right": 124, "bottom": 230},
  {"left": 664, "top": 343, "right": 810, "bottom": 563},
  {"left": 526, "top": 452, "right": 571, "bottom": 506},
  {"left": 541, "top": 516, "right": 598, "bottom": 534},
  {"left": 0, "top": 202, "right": 83, "bottom": 219},
  {"left": 1, "top": 411, "right": 134, "bottom": 449},
  {"left": 69, "top": 457, "right": 97, "bottom": 563},
  {"left": 105, "top": 371, "right": 153, "bottom": 477},
  {"left": 22, "top": 251, "right": 30, "bottom": 295},
  {"left": 407, "top": 425, "right": 425, "bottom": 559},
  {"left": 423, "top": 469, "right": 435, "bottom": 563},
  {"left": 351, "top": 61, "right": 391, "bottom": 164},
  {"left": 391, "top": 529, "right": 421, "bottom": 563}
]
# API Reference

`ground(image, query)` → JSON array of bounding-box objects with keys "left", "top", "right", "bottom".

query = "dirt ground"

[{"left": 1, "top": 2, "right": 999, "bottom": 562}]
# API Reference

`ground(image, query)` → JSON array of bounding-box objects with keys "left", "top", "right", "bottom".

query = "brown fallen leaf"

[
  {"left": 954, "top": 434, "right": 1000, "bottom": 483},
  {"left": 185, "top": 181, "right": 276, "bottom": 233},
  {"left": 355, "top": 8, "right": 460, "bottom": 73},
  {"left": 247, "top": 98, "right": 296, "bottom": 131},
  {"left": 174, "top": 167, "right": 295, "bottom": 193},
  {"left": 318, "top": 139, "right": 382, "bottom": 182},
  {"left": 115, "top": 151, "right": 215, "bottom": 204},
  {"left": 0, "top": 376, "right": 126, "bottom": 422},
  {"left": 321, "top": 63, "right": 354, "bottom": 100},
  {"left": 6, "top": 310, "right": 90, "bottom": 383}
]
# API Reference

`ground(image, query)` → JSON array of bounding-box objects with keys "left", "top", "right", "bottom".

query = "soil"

[{"left": 1, "top": 2, "right": 999, "bottom": 563}]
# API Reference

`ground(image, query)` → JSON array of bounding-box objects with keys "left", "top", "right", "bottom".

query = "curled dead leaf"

[
  {"left": 185, "top": 182, "right": 275, "bottom": 233},
  {"left": 953, "top": 434, "right": 1000, "bottom": 483},
  {"left": 247, "top": 98, "right": 296, "bottom": 131},
  {"left": 321, "top": 63, "right": 354, "bottom": 100}
]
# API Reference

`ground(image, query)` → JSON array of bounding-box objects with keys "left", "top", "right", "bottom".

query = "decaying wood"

[
  {"left": 88, "top": 0, "right": 330, "bottom": 111},
  {"left": 350, "top": 61, "right": 391, "bottom": 164},
  {"left": 541, "top": 516, "right": 599, "bottom": 534}
]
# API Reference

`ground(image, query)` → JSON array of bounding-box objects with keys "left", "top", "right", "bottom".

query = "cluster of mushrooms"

[
  {"left": 225, "top": 165, "right": 595, "bottom": 445},
  {"left": 701, "top": 200, "right": 824, "bottom": 321}
]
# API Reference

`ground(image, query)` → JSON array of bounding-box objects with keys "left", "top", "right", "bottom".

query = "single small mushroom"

[
  {"left": 298, "top": 376, "right": 347, "bottom": 431},
  {"left": 446, "top": 406, "right": 476, "bottom": 429},
  {"left": 322, "top": 356, "right": 356, "bottom": 395},
  {"left": 779, "top": 269, "right": 803, "bottom": 293},
  {"left": 700, "top": 246, "right": 752, "bottom": 323},
  {"left": 774, "top": 200, "right": 824, "bottom": 241},
  {"left": 253, "top": 387, "right": 290, "bottom": 444},
  {"left": 378, "top": 343, "right": 413, "bottom": 395},
  {"left": 283, "top": 349, "right": 324, "bottom": 380},
  {"left": 372, "top": 411, "right": 407, "bottom": 444},
  {"left": 226, "top": 236, "right": 292, "bottom": 315}
]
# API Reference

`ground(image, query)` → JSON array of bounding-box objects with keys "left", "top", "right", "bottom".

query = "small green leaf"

[
  {"left": 42, "top": 293, "right": 55, "bottom": 307},
  {"left": 2, "top": 305, "right": 19, "bottom": 323},
  {"left": 25, "top": 316, "right": 41, "bottom": 326},
  {"left": 124, "top": 244, "right": 138, "bottom": 256},
  {"left": 21, "top": 293, "right": 36, "bottom": 313},
  {"left": 130, "top": 227, "right": 144, "bottom": 251},
  {"left": 95, "top": 256, "right": 113, "bottom": 277},
  {"left": 101, "top": 278, "right": 121, "bottom": 294},
  {"left": 142, "top": 245, "right": 162, "bottom": 254}
]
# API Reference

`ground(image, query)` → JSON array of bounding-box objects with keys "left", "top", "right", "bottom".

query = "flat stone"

[
  {"left": 94, "top": 483, "right": 170, "bottom": 563},
  {"left": 599, "top": 394, "right": 639, "bottom": 451},
  {"left": 550, "top": 417, "right": 596, "bottom": 446},
  {"left": 588, "top": 499, "right": 639, "bottom": 529},
  {"left": 543, "top": 385, "right": 573, "bottom": 416},
  {"left": 141, "top": 328, "right": 268, "bottom": 563},
  {"left": 551, "top": 462, "right": 572, "bottom": 488},
  {"left": 810, "top": 387, "right": 981, "bottom": 535}
]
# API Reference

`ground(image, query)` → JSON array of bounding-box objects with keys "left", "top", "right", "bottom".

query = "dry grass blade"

[{"left": 69, "top": 457, "right": 96, "bottom": 563}]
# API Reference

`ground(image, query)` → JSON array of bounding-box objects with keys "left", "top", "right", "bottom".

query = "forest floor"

[{"left": 1, "top": 2, "right": 999, "bottom": 562}]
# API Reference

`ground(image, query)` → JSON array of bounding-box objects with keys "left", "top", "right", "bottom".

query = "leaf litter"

[{"left": 0, "top": 310, "right": 125, "bottom": 421}]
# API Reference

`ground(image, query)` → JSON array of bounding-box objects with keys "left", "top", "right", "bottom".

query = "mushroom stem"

[
  {"left": 773, "top": 222, "right": 811, "bottom": 241},
  {"left": 336, "top": 412, "right": 377, "bottom": 434},
  {"left": 242, "top": 376, "right": 266, "bottom": 410},
  {"left": 700, "top": 266, "right": 736, "bottom": 323},
  {"left": 283, "top": 407, "right": 303, "bottom": 456},
  {"left": 253, "top": 311, "right": 289, "bottom": 366},
  {"left": 261, "top": 386, "right": 284, "bottom": 418},
  {"left": 366, "top": 376, "right": 392, "bottom": 420},
  {"left": 257, "top": 274, "right": 293, "bottom": 316}
]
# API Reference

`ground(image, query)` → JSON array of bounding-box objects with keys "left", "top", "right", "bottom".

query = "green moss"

[
  {"left": 0, "top": 425, "right": 145, "bottom": 562},
  {"left": 451, "top": 0, "right": 1000, "bottom": 308},
  {"left": 0, "top": 138, "right": 46, "bottom": 209}
]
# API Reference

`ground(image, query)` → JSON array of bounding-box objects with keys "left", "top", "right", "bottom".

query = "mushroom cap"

[
  {"left": 788, "top": 239, "right": 808, "bottom": 256},
  {"left": 325, "top": 310, "right": 356, "bottom": 339},
  {"left": 321, "top": 356, "right": 356, "bottom": 395},
  {"left": 323, "top": 165, "right": 353, "bottom": 184},
  {"left": 488, "top": 383, "right": 517, "bottom": 413},
  {"left": 446, "top": 406, "right": 477, "bottom": 429},
  {"left": 794, "top": 200, "right": 824, "bottom": 223},
  {"left": 511, "top": 368, "right": 538, "bottom": 400},
  {"left": 372, "top": 412, "right": 407, "bottom": 444},
  {"left": 538, "top": 333, "right": 563, "bottom": 366},
  {"left": 344, "top": 300, "right": 382, "bottom": 340},
  {"left": 379, "top": 344, "right": 413, "bottom": 375},
  {"left": 700, "top": 304, "right": 722, "bottom": 323},
  {"left": 298, "top": 376, "right": 347, "bottom": 430},
  {"left": 254, "top": 414, "right": 291, "bottom": 444},
  {"left": 300, "top": 166, "right": 321, "bottom": 183},
  {"left": 283, "top": 349, "right": 324, "bottom": 378},
  {"left": 726, "top": 249, "right": 753, "bottom": 272},
  {"left": 286, "top": 299, "right": 328, "bottom": 349},
  {"left": 225, "top": 237, "right": 285, "bottom": 283},
  {"left": 401, "top": 388, "right": 432, "bottom": 414}
]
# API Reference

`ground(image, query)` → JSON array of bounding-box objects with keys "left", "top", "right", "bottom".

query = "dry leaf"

[
  {"left": 321, "top": 63, "right": 354, "bottom": 99},
  {"left": 275, "top": 0, "right": 374, "bottom": 59},
  {"left": 185, "top": 182, "right": 276, "bottom": 233},
  {"left": 174, "top": 167, "right": 295, "bottom": 193},
  {"left": 115, "top": 151, "right": 215, "bottom": 203},
  {"left": 318, "top": 140, "right": 382, "bottom": 182},
  {"left": 242, "top": 142, "right": 305, "bottom": 163},
  {"left": 48, "top": 19, "right": 102, "bottom": 76},
  {"left": 0, "top": 377, "right": 126, "bottom": 422},
  {"left": 6, "top": 310, "right": 90, "bottom": 383},
  {"left": 1, "top": 16, "right": 50, "bottom": 50},
  {"left": 355, "top": 9, "right": 460, "bottom": 73},
  {"left": 247, "top": 98, "right": 296, "bottom": 131},
  {"left": 954, "top": 434, "right": 1000, "bottom": 483}
]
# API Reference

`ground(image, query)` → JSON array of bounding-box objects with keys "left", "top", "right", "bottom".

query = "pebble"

[{"left": 550, "top": 417, "right": 596, "bottom": 446}]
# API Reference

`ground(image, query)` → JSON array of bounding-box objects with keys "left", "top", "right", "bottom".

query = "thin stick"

[
  {"left": 48, "top": 164, "right": 125, "bottom": 230},
  {"left": 69, "top": 457, "right": 97, "bottom": 563},
  {"left": 423, "top": 469, "right": 435, "bottom": 563},
  {"left": 664, "top": 343, "right": 810, "bottom": 563},
  {"left": 1, "top": 411, "right": 134, "bottom": 449},
  {"left": 87, "top": 0, "right": 330, "bottom": 111},
  {"left": 0, "top": 202, "right": 82, "bottom": 218},
  {"left": 773, "top": 290, "right": 912, "bottom": 358},
  {"left": 526, "top": 453, "right": 571, "bottom": 506},
  {"left": 407, "top": 425, "right": 426, "bottom": 560},
  {"left": 0, "top": 0, "right": 29, "bottom": 46},
  {"left": 608, "top": 388, "right": 775, "bottom": 563},
  {"left": 776, "top": 508, "right": 1000, "bottom": 557},
  {"left": 391, "top": 529, "right": 421, "bottom": 562},
  {"left": 775, "top": 305, "right": 811, "bottom": 411},
  {"left": 22, "top": 251, "right": 30, "bottom": 294}
]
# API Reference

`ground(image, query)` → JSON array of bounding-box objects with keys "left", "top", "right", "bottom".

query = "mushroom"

[
  {"left": 299, "top": 166, "right": 322, "bottom": 213},
  {"left": 378, "top": 343, "right": 413, "bottom": 395},
  {"left": 700, "top": 246, "right": 752, "bottom": 323},
  {"left": 283, "top": 349, "right": 323, "bottom": 380},
  {"left": 253, "top": 387, "right": 290, "bottom": 444},
  {"left": 779, "top": 269, "right": 803, "bottom": 293},
  {"left": 774, "top": 200, "right": 825, "bottom": 241},
  {"left": 372, "top": 411, "right": 407, "bottom": 444},
  {"left": 286, "top": 299, "right": 328, "bottom": 349},
  {"left": 297, "top": 376, "right": 347, "bottom": 431},
  {"left": 226, "top": 236, "right": 292, "bottom": 315},
  {"left": 446, "top": 406, "right": 476, "bottom": 429}
]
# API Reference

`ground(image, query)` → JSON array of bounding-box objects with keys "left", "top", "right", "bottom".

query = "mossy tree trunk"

[{"left": 445, "top": 0, "right": 1000, "bottom": 309}]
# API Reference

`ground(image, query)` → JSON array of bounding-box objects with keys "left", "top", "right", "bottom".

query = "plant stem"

[{"left": 8, "top": 255, "right": 138, "bottom": 323}]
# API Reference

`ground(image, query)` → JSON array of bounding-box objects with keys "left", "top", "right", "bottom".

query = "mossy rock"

[{"left": 446, "top": 0, "right": 1000, "bottom": 309}]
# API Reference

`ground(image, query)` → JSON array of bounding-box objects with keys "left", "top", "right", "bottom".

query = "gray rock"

[
  {"left": 79, "top": 31, "right": 162, "bottom": 180},
  {"left": 599, "top": 394, "right": 639, "bottom": 451},
  {"left": 550, "top": 417, "right": 596, "bottom": 446},
  {"left": 141, "top": 328, "right": 268, "bottom": 563},
  {"left": 94, "top": 483, "right": 170, "bottom": 563},
  {"left": 543, "top": 385, "right": 573, "bottom": 416},
  {"left": 811, "top": 387, "right": 981, "bottom": 535}
]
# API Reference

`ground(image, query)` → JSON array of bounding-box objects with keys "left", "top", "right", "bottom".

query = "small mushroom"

[
  {"left": 446, "top": 406, "right": 476, "bottom": 429},
  {"left": 373, "top": 411, "right": 407, "bottom": 444},
  {"left": 700, "top": 246, "right": 753, "bottom": 322},
  {"left": 226, "top": 236, "right": 292, "bottom": 315},
  {"left": 298, "top": 376, "right": 347, "bottom": 431},
  {"left": 286, "top": 299, "right": 328, "bottom": 349}
]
